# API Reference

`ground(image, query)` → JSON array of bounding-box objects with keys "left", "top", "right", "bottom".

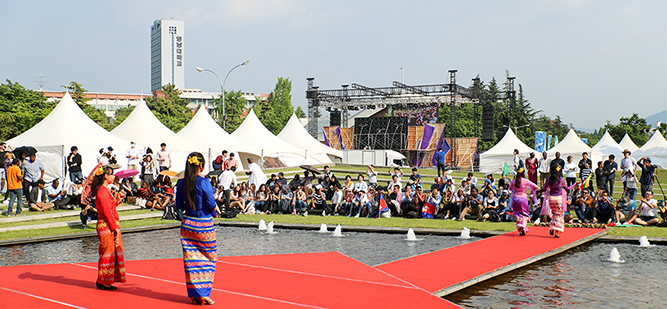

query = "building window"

[{"left": 169, "top": 26, "right": 177, "bottom": 34}]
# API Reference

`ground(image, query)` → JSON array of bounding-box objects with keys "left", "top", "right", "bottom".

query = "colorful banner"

[
  {"left": 547, "top": 135, "right": 552, "bottom": 150},
  {"left": 535, "top": 131, "right": 546, "bottom": 153},
  {"left": 415, "top": 124, "right": 435, "bottom": 167},
  {"left": 322, "top": 129, "right": 330, "bottom": 147},
  {"left": 581, "top": 138, "right": 588, "bottom": 145},
  {"left": 334, "top": 127, "right": 346, "bottom": 150},
  {"left": 431, "top": 126, "right": 451, "bottom": 166}
]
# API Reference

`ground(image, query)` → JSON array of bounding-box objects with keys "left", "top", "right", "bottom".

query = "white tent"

[
  {"left": 7, "top": 92, "right": 131, "bottom": 181},
  {"left": 111, "top": 99, "right": 205, "bottom": 170},
  {"left": 278, "top": 114, "right": 343, "bottom": 164},
  {"left": 177, "top": 106, "right": 262, "bottom": 171},
  {"left": 547, "top": 129, "right": 603, "bottom": 165},
  {"left": 478, "top": 128, "right": 536, "bottom": 173},
  {"left": 231, "top": 110, "right": 308, "bottom": 166},
  {"left": 592, "top": 131, "right": 624, "bottom": 160},
  {"left": 618, "top": 133, "right": 640, "bottom": 153},
  {"left": 633, "top": 130, "right": 667, "bottom": 168}
]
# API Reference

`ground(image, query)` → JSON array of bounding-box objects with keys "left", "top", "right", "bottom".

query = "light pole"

[{"left": 196, "top": 59, "right": 249, "bottom": 129}]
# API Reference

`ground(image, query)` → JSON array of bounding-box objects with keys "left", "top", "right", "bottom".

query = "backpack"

[
  {"left": 212, "top": 155, "right": 223, "bottom": 170},
  {"left": 162, "top": 204, "right": 182, "bottom": 221}
]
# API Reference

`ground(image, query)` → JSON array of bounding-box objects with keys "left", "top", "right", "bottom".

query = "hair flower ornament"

[
  {"left": 188, "top": 156, "right": 201, "bottom": 166},
  {"left": 95, "top": 167, "right": 105, "bottom": 176},
  {"left": 517, "top": 167, "right": 524, "bottom": 174}
]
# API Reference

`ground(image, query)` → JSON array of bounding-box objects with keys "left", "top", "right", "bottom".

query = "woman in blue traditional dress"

[{"left": 176, "top": 152, "right": 220, "bottom": 305}]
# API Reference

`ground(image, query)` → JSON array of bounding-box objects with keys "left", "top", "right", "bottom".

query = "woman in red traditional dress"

[
  {"left": 525, "top": 152, "right": 538, "bottom": 184},
  {"left": 90, "top": 165, "right": 126, "bottom": 290}
]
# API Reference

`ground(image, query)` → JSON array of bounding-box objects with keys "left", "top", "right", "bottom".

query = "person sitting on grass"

[
  {"left": 349, "top": 189, "right": 367, "bottom": 217},
  {"left": 229, "top": 185, "right": 248, "bottom": 214},
  {"left": 615, "top": 196, "right": 637, "bottom": 225},
  {"left": 574, "top": 188, "right": 595, "bottom": 223},
  {"left": 137, "top": 181, "right": 154, "bottom": 209},
  {"left": 79, "top": 202, "right": 98, "bottom": 229},
  {"left": 309, "top": 185, "right": 330, "bottom": 216},
  {"left": 343, "top": 175, "right": 354, "bottom": 194},
  {"left": 279, "top": 185, "right": 293, "bottom": 214},
  {"left": 594, "top": 191, "right": 614, "bottom": 225},
  {"left": 497, "top": 190, "right": 513, "bottom": 222},
  {"left": 362, "top": 187, "right": 377, "bottom": 217},
  {"left": 399, "top": 186, "right": 415, "bottom": 216},
  {"left": 354, "top": 174, "right": 368, "bottom": 194},
  {"left": 387, "top": 174, "right": 402, "bottom": 192},
  {"left": 387, "top": 184, "right": 402, "bottom": 216},
  {"left": 447, "top": 188, "right": 467, "bottom": 220},
  {"left": 264, "top": 185, "right": 280, "bottom": 214},
  {"left": 292, "top": 185, "right": 307, "bottom": 215},
  {"left": 48, "top": 179, "right": 72, "bottom": 210},
  {"left": 413, "top": 186, "right": 426, "bottom": 214},
  {"left": 331, "top": 184, "right": 344, "bottom": 215},
  {"left": 28, "top": 179, "right": 54, "bottom": 212},
  {"left": 480, "top": 190, "right": 499, "bottom": 222},
  {"left": 120, "top": 178, "right": 138, "bottom": 200},
  {"left": 409, "top": 168, "right": 422, "bottom": 190},
  {"left": 436, "top": 187, "right": 453, "bottom": 219},
  {"left": 458, "top": 187, "right": 483, "bottom": 221},
  {"left": 634, "top": 191, "right": 659, "bottom": 226},
  {"left": 422, "top": 187, "right": 442, "bottom": 219},
  {"left": 341, "top": 189, "right": 355, "bottom": 216},
  {"left": 254, "top": 184, "right": 268, "bottom": 212}
]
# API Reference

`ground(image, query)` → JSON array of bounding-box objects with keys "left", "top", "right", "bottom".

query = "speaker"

[
  {"left": 330, "top": 111, "right": 341, "bottom": 126},
  {"left": 482, "top": 104, "right": 495, "bottom": 141}
]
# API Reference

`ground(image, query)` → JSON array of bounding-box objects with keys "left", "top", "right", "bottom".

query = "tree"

[
  {"left": 295, "top": 106, "right": 306, "bottom": 118},
  {"left": 656, "top": 122, "right": 667, "bottom": 138},
  {"left": 61, "top": 81, "right": 113, "bottom": 130},
  {"left": 217, "top": 90, "right": 248, "bottom": 133},
  {"left": 110, "top": 106, "right": 135, "bottom": 129},
  {"left": 603, "top": 113, "right": 651, "bottom": 146},
  {"left": 145, "top": 84, "right": 193, "bottom": 132},
  {"left": 0, "top": 80, "right": 55, "bottom": 141},
  {"left": 256, "top": 77, "right": 293, "bottom": 134}
]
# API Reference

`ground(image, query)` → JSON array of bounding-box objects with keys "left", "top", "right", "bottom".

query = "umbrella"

[
  {"left": 175, "top": 170, "right": 185, "bottom": 179},
  {"left": 207, "top": 170, "right": 223, "bottom": 177},
  {"left": 13, "top": 146, "right": 37, "bottom": 158},
  {"left": 115, "top": 169, "right": 140, "bottom": 179},
  {"left": 299, "top": 165, "right": 321, "bottom": 175},
  {"left": 159, "top": 170, "right": 179, "bottom": 177}
]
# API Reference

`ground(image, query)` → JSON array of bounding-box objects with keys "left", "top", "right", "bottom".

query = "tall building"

[{"left": 151, "top": 19, "right": 185, "bottom": 92}]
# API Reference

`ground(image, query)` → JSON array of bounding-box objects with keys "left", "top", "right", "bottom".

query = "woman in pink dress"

[
  {"left": 538, "top": 166, "right": 578, "bottom": 238},
  {"left": 525, "top": 152, "right": 538, "bottom": 184},
  {"left": 509, "top": 167, "right": 539, "bottom": 236}
]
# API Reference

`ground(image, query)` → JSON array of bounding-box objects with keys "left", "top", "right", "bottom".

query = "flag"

[
  {"left": 581, "top": 173, "right": 592, "bottom": 190},
  {"left": 581, "top": 138, "right": 588, "bottom": 145},
  {"left": 547, "top": 135, "right": 552, "bottom": 150},
  {"left": 431, "top": 127, "right": 450, "bottom": 166},
  {"left": 334, "top": 127, "right": 346, "bottom": 150},
  {"left": 322, "top": 129, "right": 330, "bottom": 147},
  {"left": 554, "top": 136, "right": 559, "bottom": 146},
  {"left": 376, "top": 194, "right": 389, "bottom": 218},
  {"left": 422, "top": 203, "right": 436, "bottom": 219},
  {"left": 535, "top": 131, "right": 546, "bottom": 152},
  {"left": 502, "top": 162, "right": 511, "bottom": 176}
]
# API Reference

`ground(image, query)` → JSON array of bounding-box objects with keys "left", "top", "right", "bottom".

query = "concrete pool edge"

[{"left": 1, "top": 220, "right": 665, "bottom": 247}]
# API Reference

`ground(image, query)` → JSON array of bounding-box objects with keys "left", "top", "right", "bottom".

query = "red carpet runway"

[{"left": 0, "top": 227, "right": 605, "bottom": 308}]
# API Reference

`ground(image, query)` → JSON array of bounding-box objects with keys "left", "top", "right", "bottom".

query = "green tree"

[
  {"left": 145, "top": 84, "right": 193, "bottom": 132},
  {"left": 256, "top": 77, "right": 293, "bottom": 134},
  {"left": 0, "top": 80, "right": 55, "bottom": 141},
  {"left": 656, "top": 122, "right": 667, "bottom": 137},
  {"left": 110, "top": 106, "right": 135, "bottom": 129},
  {"left": 216, "top": 90, "right": 249, "bottom": 133},
  {"left": 603, "top": 113, "right": 651, "bottom": 146},
  {"left": 61, "top": 81, "right": 113, "bottom": 130},
  {"left": 295, "top": 106, "right": 306, "bottom": 118}
]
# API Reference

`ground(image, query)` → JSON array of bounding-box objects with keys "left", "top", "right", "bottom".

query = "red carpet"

[
  {"left": 375, "top": 226, "right": 606, "bottom": 295},
  {"left": 0, "top": 252, "right": 456, "bottom": 308}
]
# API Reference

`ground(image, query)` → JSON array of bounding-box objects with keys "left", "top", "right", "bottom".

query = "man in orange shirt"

[{"left": 6, "top": 159, "right": 24, "bottom": 216}]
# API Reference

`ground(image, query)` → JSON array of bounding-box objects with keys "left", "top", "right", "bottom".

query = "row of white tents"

[
  {"left": 479, "top": 128, "right": 667, "bottom": 173},
  {"left": 7, "top": 93, "right": 343, "bottom": 181}
]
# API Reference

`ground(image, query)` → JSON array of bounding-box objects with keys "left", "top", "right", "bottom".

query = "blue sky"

[{"left": 1, "top": 0, "right": 665, "bottom": 130}]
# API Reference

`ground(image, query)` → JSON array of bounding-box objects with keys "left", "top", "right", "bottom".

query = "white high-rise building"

[{"left": 151, "top": 19, "right": 185, "bottom": 92}]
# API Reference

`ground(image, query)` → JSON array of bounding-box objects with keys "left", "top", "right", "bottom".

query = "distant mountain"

[
  {"left": 645, "top": 110, "right": 667, "bottom": 126},
  {"left": 574, "top": 127, "right": 596, "bottom": 133}
]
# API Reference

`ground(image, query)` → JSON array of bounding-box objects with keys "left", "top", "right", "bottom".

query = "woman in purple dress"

[{"left": 538, "top": 165, "right": 578, "bottom": 238}]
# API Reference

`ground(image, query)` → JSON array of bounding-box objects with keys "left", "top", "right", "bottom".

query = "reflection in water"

[{"left": 447, "top": 242, "right": 667, "bottom": 308}]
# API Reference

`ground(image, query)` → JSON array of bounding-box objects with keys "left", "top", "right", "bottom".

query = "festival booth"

[
  {"left": 592, "top": 131, "right": 624, "bottom": 160},
  {"left": 278, "top": 114, "right": 343, "bottom": 164},
  {"left": 6, "top": 92, "right": 131, "bottom": 181},
  {"left": 633, "top": 130, "right": 667, "bottom": 168},
  {"left": 618, "top": 133, "right": 640, "bottom": 153},
  {"left": 111, "top": 99, "right": 207, "bottom": 172},
  {"left": 177, "top": 106, "right": 261, "bottom": 171},
  {"left": 547, "top": 129, "right": 603, "bottom": 166},
  {"left": 231, "top": 110, "right": 308, "bottom": 167},
  {"left": 478, "top": 128, "right": 536, "bottom": 173}
]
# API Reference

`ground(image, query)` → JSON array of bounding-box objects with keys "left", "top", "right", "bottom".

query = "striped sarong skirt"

[
  {"left": 181, "top": 215, "right": 217, "bottom": 297},
  {"left": 96, "top": 220, "right": 126, "bottom": 285}
]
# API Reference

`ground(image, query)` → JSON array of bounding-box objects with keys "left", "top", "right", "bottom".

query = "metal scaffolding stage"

[{"left": 305, "top": 70, "right": 516, "bottom": 166}]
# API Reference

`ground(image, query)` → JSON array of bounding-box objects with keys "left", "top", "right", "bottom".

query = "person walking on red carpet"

[
  {"left": 509, "top": 167, "right": 538, "bottom": 236},
  {"left": 90, "top": 165, "right": 126, "bottom": 290},
  {"left": 176, "top": 152, "right": 219, "bottom": 305},
  {"left": 538, "top": 166, "right": 579, "bottom": 238}
]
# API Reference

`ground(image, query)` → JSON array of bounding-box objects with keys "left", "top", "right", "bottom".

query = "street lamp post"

[{"left": 196, "top": 59, "right": 249, "bottom": 129}]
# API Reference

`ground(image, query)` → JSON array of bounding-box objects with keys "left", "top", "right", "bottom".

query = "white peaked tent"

[
  {"left": 231, "top": 110, "right": 307, "bottom": 166},
  {"left": 177, "top": 106, "right": 262, "bottom": 171},
  {"left": 7, "top": 92, "right": 131, "bottom": 181},
  {"left": 278, "top": 114, "right": 343, "bottom": 164},
  {"left": 633, "top": 130, "right": 667, "bottom": 168},
  {"left": 618, "top": 133, "right": 640, "bottom": 153},
  {"left": 592, "top": 131, "right": 624, "bottom": 159},
  {"left": 111, "top": 99, "right": 205, "bottom": 170},
  {"left": 547, "top": 129, "right": 602, "bottom": 164},
  {"left": 479, "top": 128, "right": 536, "bottom": 173}
]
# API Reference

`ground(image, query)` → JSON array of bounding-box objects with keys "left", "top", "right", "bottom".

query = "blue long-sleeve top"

[{"left": 176, "top": 176, "right": 218, "bottom": 218}]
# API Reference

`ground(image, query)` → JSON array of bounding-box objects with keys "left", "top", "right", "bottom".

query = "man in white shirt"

[
  {"left": 246, "top": 158, "right": 267, "bottom": 188},
  {"left": 156, "top": 143, "right": 172, "bottom": 172},
  {"left": 28, "top": 180, "right": 54, "bottom": 211},
  {"left": 353, "top": 174, "right": 369, "bottom": 194},
  {"left": 126, "top": 141, "right": 140, "bottom": 170},
  {"left": 387, "top": 174, "right": 402, "bottom": 191},
  {"left": 366, "top": 165, "right": 378, "bottom": 188},
  {"left": 634, "top": 191, "right": 659, "bottom": 226},
  {"left": 219, "top": 166, "right": 238, "bottom": 209},
  {"left": 47, "top": 179, "right": 71, "bottom": 210},
  {"left": 538, "top": 152, "right": 551, "bottom": 185},
  {"left": 620, "top": 149, "right": 637, "bottom": 174}
]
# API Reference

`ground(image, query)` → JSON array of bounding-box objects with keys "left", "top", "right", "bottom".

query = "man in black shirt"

[
  {"left": 638, "top": 157, "right": 657, "bottom": 197},
  {"left": 595, "top": 161, "right": 607, "bottom": 194},
  {"left": 603, "top": 154, "right": 618, "bottom": 196},
  {"left": 550, "top": 152, "right": 565, "bottom": 176},
  {"left": 578, "top": 152, "right": 592, "bottom": 180}
]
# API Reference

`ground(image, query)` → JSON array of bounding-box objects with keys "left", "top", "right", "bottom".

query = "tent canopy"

[
  {"left": 618, "top": 133, "right": 640, "bottom": 153},
  {"left": 592, "top": 131, "right": 624, "bottom": 160},
  {"left": 278, "top": 113, "right": 343, "bottom": 159},
  {"left": 547, "top": 129, "right": 602, "bottom": 164},
  {"left": 633, "top": 130, "right": 667, "bottom": 168},
  {"left": 478, "top": 128, "right": 536, "bottom": 173},
  {"left": 231, "top": 110, "right": 307, "bottom": 166},
  {"left": 7, "top": 92, "right": 131, "bottom": 180}
]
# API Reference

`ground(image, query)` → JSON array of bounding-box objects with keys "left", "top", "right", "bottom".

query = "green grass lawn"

[{"left": 0, "top": 209, "right": 151, "bottom": 228}]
